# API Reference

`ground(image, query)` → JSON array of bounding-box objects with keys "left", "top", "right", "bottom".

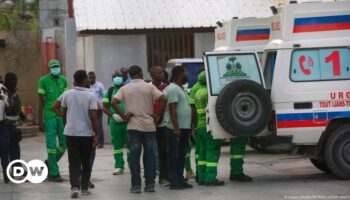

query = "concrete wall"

[
  {"left": 194, "top": 32, "right": 215, "bottom": 58},
  {"left": 88, "top": 34, "right": 148, "bottom": 87},
  {"left": 0, "top": 31, "right": 41, "bottom": 117},
  {"left": 39, "top": 0, "right": 67, "bottom": 29}
]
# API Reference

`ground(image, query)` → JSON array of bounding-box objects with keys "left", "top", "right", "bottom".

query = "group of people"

[
  {"left": 0, "top": 58, "right": 253, "bottom": 198},
  {"left": 0, "top": 73, "right": 23, "bottom": 183}
]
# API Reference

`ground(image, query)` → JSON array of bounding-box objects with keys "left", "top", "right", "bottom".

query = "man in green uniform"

[
  {"left": 102, "top": 71, "right": 130, "bottom": 175},
  {"left": 195, "top": 71, "right": 224, "bottom": 186},
  {"left": 229, "top": 138, "right": 252, "bottom": 181},
  {"left": 186, "top": 71, "right": 205, "bottom": 180},
  {"left": 38, "top": 59, "right": 68, "bottom": 182}
]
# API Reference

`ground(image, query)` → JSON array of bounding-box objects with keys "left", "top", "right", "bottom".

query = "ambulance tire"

[
  {"left": 215, "top": 80, "right": 272, "bottom": 137},
  {"left": 325, "top": 124, "right": 350, "bottom": 180},
  {"left": 309, "top": 159, "right": 331, "bottom": 174}
]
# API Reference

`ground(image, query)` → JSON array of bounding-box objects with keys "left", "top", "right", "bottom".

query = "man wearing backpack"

[{"left": 102, "top": 70, "right": 130, "bottom": 175}]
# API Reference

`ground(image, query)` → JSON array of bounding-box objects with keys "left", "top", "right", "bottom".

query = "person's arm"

[
  {"left": 38, "top": 78, "right": 46, "bottom": 132},
  {"left": 90, "top": 109, "right": 99, "bottom": 148},
  {"left": 169, "top": 102, "right": 180, "bottom": 136},
  {"left": 111, "top": 98, "right": 133, "bottom": 122},
  {"left": 51, "top": 100, "right": 63, "bottom": 116},
  {"left": 38, "top": 95, "right": 44, "bottom": 132},
  {"left": 103, "top": 102, "right": 113, "bottom": 117},
  {"left": 62, "top": 107, "right": 67, "bottom": 126},
  {"left": 167, "top": 87, "right": 180, "bottom": 136},
  {"left": 153, "top": 95, "right": 167, "bottom": 124}
]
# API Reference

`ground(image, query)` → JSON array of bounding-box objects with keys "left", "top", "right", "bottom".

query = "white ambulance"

[{"left": 205, "top": 0, "right": 350, "bottom": 179}]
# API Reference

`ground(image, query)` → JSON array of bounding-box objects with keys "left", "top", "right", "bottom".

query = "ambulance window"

[
  {"left": 258, "top": 52, "right": 264, "bottom": 64},
  {"left": 290, "top": 48, "right": 350, "bottom": 81},
  {"left": 182, "top": 62, "right": 204, "bottom": 88},
  {"left": 207, "top": 53, "right": 262, "bottom": 96},
  {"left": 263, "top": 52, "right": 277, "bottom": 90}
]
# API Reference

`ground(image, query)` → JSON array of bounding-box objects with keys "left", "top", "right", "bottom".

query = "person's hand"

[
  {"left": 112, "top": 114, "right": 124, "bottom": 123},
  {"left": 123, "top": 113, "right": 133, "bottom": 122},
  {"left": 152, "top": 113, "right": 161, "bottom": 124},
  {"left": 38, "top": 121, "right": 44, "bottom": 132},
  {"left": 173, "top": 128, "right": 181, "bottom": 137},
  {"left": 92, "top": 136, "right": 98, "bottom": 149}
]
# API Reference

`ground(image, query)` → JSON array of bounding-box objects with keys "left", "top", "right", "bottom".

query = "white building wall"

[{"left": 194, "top": 32, "right": 215, "bottom": 58}]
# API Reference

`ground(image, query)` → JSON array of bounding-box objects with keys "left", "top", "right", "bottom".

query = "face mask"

[
  {"left": 50, "top": 67, "right": 61, "bottom": 76},
  {"left": 113, "top": 77, "right": 123, "bottom": 86}
]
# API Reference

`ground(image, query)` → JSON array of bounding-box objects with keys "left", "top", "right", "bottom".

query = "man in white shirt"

[
  {"left": 52, "top": 70, "right": 98, "bottom": 199},
  {"left": 88, "top": 71, "right": 105, "bottom": 148}
]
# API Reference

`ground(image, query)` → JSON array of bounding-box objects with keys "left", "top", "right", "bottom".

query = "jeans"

[
  {"left": 167, "top": 128, "right": 190, "bottom": 184},
  {"left": 8, "top": 123, "right": 20, "bottom": 163},
  {"left": 156, "top": 127, "right": 168, "bottom": 181},
  {"left": 0, "top": 122, "right": 10, "bottom": 182},
  {"left": 66, "top": 136, "right": 93, "bottom": 190},
  {"left": 128, "top": 130, "right": 156, "bottom": 187},
  {"left": 98, "top": 111, "right": 104, "bottom": 145}
]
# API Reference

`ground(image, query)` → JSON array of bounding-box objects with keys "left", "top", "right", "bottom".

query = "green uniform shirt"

[
  {"left": 102, "top": 86, "right": 126, "bottom": 114},
  {"left": 38, "top": 74, "right": 68, "bottom": 119},
  {"left": 194, "top": 86, "right": 208, "bottom": 128},
  {"left": 189, "top": 82, "right": 202, "bottom": 105}
]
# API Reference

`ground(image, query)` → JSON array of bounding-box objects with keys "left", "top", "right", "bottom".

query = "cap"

[
  {"left": 48, "top": 60, "right": 60, "bottom": 68},
  {"left": 198, "top": 71, "right": 206, "bottom": 84}
]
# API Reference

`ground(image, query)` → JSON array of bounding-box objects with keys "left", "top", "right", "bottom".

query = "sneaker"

[
  {"left": 204, "top": 179, "right": 225, "bottom": 186},
  {"left": 47, "top": 175, "right": 64, "bottom": 183},
  {"left": 169, "top": 183, "right": 185, "bottom": 190},
  {"left": 185, "top": 170, "right": 196, "bottom": 180},
  {"left": 97, "top": 144, "right": 104, "bottom": 149},
  {"left": 130, "top": 186, "right": 142, "bottom": 194},
  {"left": 71, "top": 187, "right": 79, "bottom": 199},
  {"left": 81, "top": 189, "right": 91, "bottom": 195},
  {"left": 113, "top": 168, "right": 124, "bottom": 175},
  {"left": 159, "top": 179, "right": 170, "bottom": 187},
  {"left": 89, "top": 181, "right": 95, "bottom": 189},
  {"left": 230, "top": 174, "right": 253, "bottom": 182},
  {"left": 181, "top": 181, "right": 193, "bottom": 189},
  {"left": 144, "top": 184, "right": 155, "bottom": 193}
]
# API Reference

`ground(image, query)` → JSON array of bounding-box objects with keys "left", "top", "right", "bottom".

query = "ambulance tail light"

[{"left": 269, "top": 110, "right": 277, "bottom": 136}]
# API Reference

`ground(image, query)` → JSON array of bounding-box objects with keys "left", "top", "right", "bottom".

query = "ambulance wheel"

[
  {"left": 215, "top": 80, "right": 272, "bottom": 137},
  {"left": 310, "top": 159, "right": 331, "bottom": 173},
  {"left": 325, "top": 125, "right": 350, "bottom": 180}
]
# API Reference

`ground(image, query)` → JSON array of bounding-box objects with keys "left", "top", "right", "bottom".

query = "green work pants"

[
  {"left": 110, "top": 121, "right": 130, "bottom": 169},
  {"left": 230, "top": 138, "right": 247, "bottom": 176},
  {"left": 197, "top": 128, "right": 222, "bottom": 183},
  {"left": 44, "top": 118, "right": 66, "bottom": 177}
]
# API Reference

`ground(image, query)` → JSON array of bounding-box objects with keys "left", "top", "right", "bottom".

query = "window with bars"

[{"left": 146, "top": 32, "right": 194, "bottom": 68}]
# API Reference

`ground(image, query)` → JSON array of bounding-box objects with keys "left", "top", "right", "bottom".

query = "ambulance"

[{"left": 204, "top": 0, "right": 350, "bottom": 179}]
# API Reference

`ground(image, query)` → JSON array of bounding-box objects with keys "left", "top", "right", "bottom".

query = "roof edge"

[{"left": 78, "top": 27, "right": 215, "bottom": 36}]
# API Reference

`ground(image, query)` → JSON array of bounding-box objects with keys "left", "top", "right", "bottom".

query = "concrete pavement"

[{"left": 0, "top": 134, "right": 349, "bottom": 200}]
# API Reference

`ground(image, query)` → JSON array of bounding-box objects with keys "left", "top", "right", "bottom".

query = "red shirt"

[{"left": 153, "top": 83, "right": 168, "bottom": 113}]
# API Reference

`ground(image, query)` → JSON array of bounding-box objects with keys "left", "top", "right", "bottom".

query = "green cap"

[
  {"left": 48, "top": 59, "right": 60, "bottom": 68},
  {"left": 198, "top": 71, "right": 206, "bottom": 84}
]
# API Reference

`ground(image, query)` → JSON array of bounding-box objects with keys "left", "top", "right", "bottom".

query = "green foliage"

[{"left": 0, "top": 0, "right": 39, "bottom": 31}]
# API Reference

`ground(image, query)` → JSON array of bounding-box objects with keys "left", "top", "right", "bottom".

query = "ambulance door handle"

[{"left": 294, "top": 102, "right": 313, "bottom": 109}]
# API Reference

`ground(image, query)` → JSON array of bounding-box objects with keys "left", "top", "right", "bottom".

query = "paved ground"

[{"left": 0, "top": 134, "right": 349, "bottom": 200}]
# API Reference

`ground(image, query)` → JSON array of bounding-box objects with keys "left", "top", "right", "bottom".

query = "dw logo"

[{"left": 6, "top": 160, "right": 48, "bottom": 184}]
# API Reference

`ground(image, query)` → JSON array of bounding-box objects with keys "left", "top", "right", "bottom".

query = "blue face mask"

[
  {"left": 50, "top": 67, "right": 61, "bottom": 76},
  {"left": 113, "top": 77, "right": 123, "bottom": 86}
]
